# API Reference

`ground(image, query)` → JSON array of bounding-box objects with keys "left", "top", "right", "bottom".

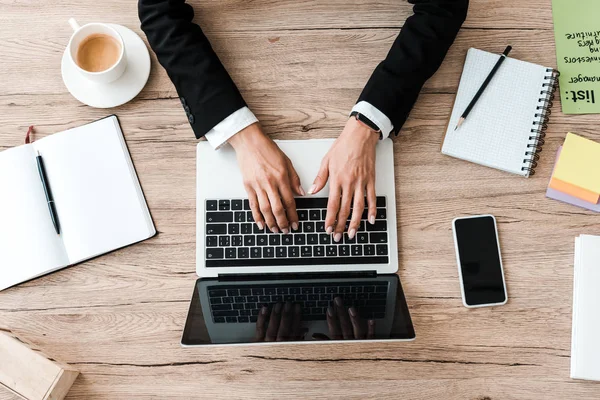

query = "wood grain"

[{"left": 2, "top": 0, "right": 600, "bottom": 399}]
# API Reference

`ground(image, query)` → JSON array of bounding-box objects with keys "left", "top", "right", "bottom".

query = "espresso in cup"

[{"left": 76, "top": 33, "right": 122, "bottom": 73}]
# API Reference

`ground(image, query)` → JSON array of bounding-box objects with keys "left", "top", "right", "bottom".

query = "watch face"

[{"left": 354, "top": 113, "right": 381, "bottom": 133}]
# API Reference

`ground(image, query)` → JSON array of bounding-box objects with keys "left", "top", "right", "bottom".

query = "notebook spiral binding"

[{"left": 522, "top": 68, "right": 560, "bottom": 176}]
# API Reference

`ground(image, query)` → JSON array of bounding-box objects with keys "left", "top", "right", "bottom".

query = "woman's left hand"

[{"left": 309, "top": 117, "right": 380, "bottom": 243}]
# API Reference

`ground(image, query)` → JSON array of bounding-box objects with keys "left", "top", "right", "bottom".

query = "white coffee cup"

[{"left": 67, "top": 18, "right": 127, "bottom": 84}]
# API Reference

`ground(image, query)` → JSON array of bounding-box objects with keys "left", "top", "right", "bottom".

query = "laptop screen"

[{"left": 181, "top": 274, "right": 415, "bottom": 345}]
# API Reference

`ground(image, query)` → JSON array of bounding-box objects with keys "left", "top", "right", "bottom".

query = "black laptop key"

[
  {"left": 307, "top": 234, "right": 318, "bottom": 245},
  {"left": 247, "top": 211, "right": 254, "bottom": 222},
  {"left": 351, "top": 245, "right": 362, "bottom": 256},
  {"left": 364, "top": 244, "right": 375, "bottom": 255},
  {"left": 251, "top": 248, "right": 261, "bottom": 258},
  {"left": 320, "top": 234, "right": 331, "bottom": 245},
  {"left": 277, "top": 288, "right": 288, "bottom": 294},
  {"left": 326, "top": 287, "right": 338, "bottom": 294},
  {"left": 253, "top": 224, "right": 264, "bottom": 234},
  {"left": 351, "top": 287, "right": 362, "bottom": 293},
  {"left": 308, "top": 294, "right": 319, "bottom": 301},
  {"left": 376, "top": 244, "right": 388, "bottom": 255},
  {"left": 289, "top": 287, "right": 300, "bottom": 294},
  {"left": 226, "top": 316, "right": 238, "bottom": 323},
  {"left": 206, "top": 236, "right": 218, "bottom": 247},
  {"left": 252, "top": 288, "right": 263, "bottom": 295},
  {"left": 244, "top": 236, "right": 255, "bottom": 246},
  {"left": 247, "top": 295, "right": 258, "bottom": 302},
  {"left": 209, "top": 289, "right": 227, "bottom": 297},
  {"left": 238, "top": 247, "right": 249, "bottom": 258},
  {"left": 264, "top": 247, "right": 275, "bottom": 258},
  {"left": 210, "top": 297, "right": 222, "bottom": 304},
  {"left": 297, "top": 210, "right": 308, "bottom": 221},
  {"left": 370, "top": 233, "right": 388, "bottom": 243},
  {"left": 369, "top": 292, "right": 387, "bottom": 299},
  {"left": 231, "top": 200, "right": 243, "bottom": 210},
  {"left": 344, "top": 234, "right": 356, "bottom": 244},
  {"left": 339, "top": 287, "right": 351, "bottom": 294},
  {"left": 301, "top": 246, "right": 312, "bottom": 257},
  {"left": 376, "top": 197, "right": 386, "bottom": 207},
  {"left": 339, "top": 245, "right": 350, "bottom": 256},
  {"left": 265, "top": 288, "right": 276, "bottom": 295},
  {"left": 326, "top": 246, "right": 337, "bottom": 256},
  {"left": 228, "top": 223, "right": 240, "bottom": 235},
  {"left": 317, "top": 300, "right": 328, "bottom": 307},
  {"left": 250, "top": 316, "right": 258, "bottom": 323},
  {"left": 296, "top": 197, "right": 328, "bottom": 209},
  {"left": 259, "top": 295, "right": 270, "bottom": 302},
  {"left": 219, "top": 236, "right": 230, "bottom": 247},
  {"left": 206, "top": 211, "right": 233, "bottom": 223},
  {"left": 257, "top": 235, "right": 268, "bottom": 246},
  {"left": 376, "top": 208, "right": 386, "bottom": 220},
  {"left": 302, "top": 287, "right": 313, "bottom": 294},
  {"left": 314, "top": 246, "right": 324, "bottom": 257},
  {"left": 214, "top": 317, "right": 226, "bottom": 323},
  {"left": 239, "top": 309, "right": 251, "bottom": 316},
  {"left": 272, "top": 295, "right": 283, "bottom": 302},
  {"left": 305, "top": 301, "right": 316, "bottom": 307},
  {"left": 357, "top": 233, "right": 368, "bottom": 244},
  {"left": 284, "top": 295, "right": 295, "bottom": 302},
  {"left": 232, "top": 235, "right": 243, "bottom": 246},
  {"left": 245, "top": 303, "right": 256, "bottom": 310},
  {"left": 304, "top": 222, "right": 315, "bottom": 233},
  {"left": 367, "top": 220, "right": 387, "bottom": 232},
  {"left": 239, "top": 288, "right": 251, "bottom": 296},
  {"left": 238, "top": 316, "right": 249, "bottom": 323},
  {"left": 241, "top": 223, "right": 252, "bottom": 235},
  {"left": 226, "top": 248, "right": 236, "bottom": 258},
  {"left": 289, "top": 246, "right": 300, "bottom": 257},
  {"left": 316, "top": 222, "right": 325, "bottom": 232},
  {"left": 359, "top": 221, "right": 366, "bottom": 232},
  {"left": 243, "top": 199, "right": 250, "bottom": 210},
  {"left": 357, "top": 292, "right": 369, "bottom": 300},
  {"left": 309, "top": 210, "right": 320, "bottom": 220},
  {"left": 233, "top": 303, "right": 244, "bottom": 310},
  {"left": 206, "top": 248, "right": 224, "bottom": 259},
  {"left": 364, "top": 286, "right": 375, "bottom": 293},
  {"left": 276, "top": 247, "right": 287, "bottom": 258},
  {"left": 218, "top": 200, "right": 230, "bottom": 210},
  {"left": 222, "top": 296, "right": 233, "bottom": 303},
  {"left": 376, "top": 285, "right": 388, "bottom": 293},
  {"left": 282, "top": 234, "right": 293, "bottom": 245},
  {"left": 294, "top": 234, "right": 306, "bottom": 245},
  {"left": 269, "top": 235, "right": 281, "bottom": 246},
  {"left": 234, "top": 211, "right": 245, "bottom": 223},
  {"left": 322, "top": 210, "right": 328, "bottom": 220},
  {"left": 206, "top": 200, "right": 218, "bottom": 211},
  {"left": 314, "top": 287, "right": 325, "bottom": 294},
  {"left": 207, "top": 224, "right": 226, "bottom": 235},
  {"left": 213, "top": 310, "right": 238, "bottom": 317}
]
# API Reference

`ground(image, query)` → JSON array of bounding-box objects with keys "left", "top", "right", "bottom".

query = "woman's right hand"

[{"left": 228, "top": 123, "right": 304, "bottom": 233}]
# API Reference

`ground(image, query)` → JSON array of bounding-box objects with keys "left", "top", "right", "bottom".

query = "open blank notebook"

[
  {"left": 0, "top": 116, "right": 156, "bottom": 291},
  {"left": 442, "top": 48, "right": 558, "bottom": 177}
]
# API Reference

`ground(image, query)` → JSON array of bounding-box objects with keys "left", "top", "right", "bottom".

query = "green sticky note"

[{"left": 552, "top": 0, "right": 600, "bottom": 114}]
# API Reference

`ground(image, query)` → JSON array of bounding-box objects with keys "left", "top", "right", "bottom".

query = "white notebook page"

[
  {"left": 34, "top": 116, "right": 154, "bottom": 264},
  {"left": 0, "top": 145, "right": 69, "bottom": 290},
  {"left": 442, "top": 48, "right": 550, "bottom": 176}
]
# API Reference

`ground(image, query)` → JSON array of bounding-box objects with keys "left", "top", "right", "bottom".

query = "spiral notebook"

[{"left": 442, "top": 48, "right": 559, "bottom": 177}]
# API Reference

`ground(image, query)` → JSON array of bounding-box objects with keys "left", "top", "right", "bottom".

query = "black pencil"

[{"left": 455, "top": 45, "right": 512, "bottom": 131}]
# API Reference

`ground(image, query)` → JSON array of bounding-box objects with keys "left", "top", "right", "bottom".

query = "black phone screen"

[{"left": 454, "top": 216, "right": 506, "bottom": 306}]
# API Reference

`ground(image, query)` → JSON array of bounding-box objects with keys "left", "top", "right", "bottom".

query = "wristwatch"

[{"left": 350, "top": 111, "right": 382, "bottom": 139}]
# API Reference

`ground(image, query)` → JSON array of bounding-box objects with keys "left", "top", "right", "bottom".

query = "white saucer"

[{"left": 61, "top": 24, "right": 151, "bottom": 108}]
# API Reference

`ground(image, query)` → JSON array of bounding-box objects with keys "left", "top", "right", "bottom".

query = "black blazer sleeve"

[
  {"left": 357, "top": 0, "right": 469, "bottom": 135},
  {"left": 138, "top": 0, "right": 248, "bottom": 139}
]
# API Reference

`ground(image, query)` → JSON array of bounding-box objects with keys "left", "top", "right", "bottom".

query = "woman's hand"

[
  {"left": 228, "top": 123, "right": 304, "bottom": 233},
  {"left": 309, "top": 117, "right": 379, "bottom": 242}
]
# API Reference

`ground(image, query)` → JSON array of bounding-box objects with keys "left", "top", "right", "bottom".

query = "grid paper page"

[{"left": 442, "top": 48, "right": 550, "bottom": 176}]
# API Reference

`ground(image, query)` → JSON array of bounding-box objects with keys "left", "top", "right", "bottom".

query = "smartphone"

[{"left": 452, "top": 215, "right": 507, "bottom": 308}]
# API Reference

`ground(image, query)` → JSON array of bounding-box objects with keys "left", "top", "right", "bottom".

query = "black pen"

[
  {"left": 455, "top": 45, "right": 512, "bottom": 131},
  {"left": 36, "top": 151, "right": 60, "bottom": 235}
]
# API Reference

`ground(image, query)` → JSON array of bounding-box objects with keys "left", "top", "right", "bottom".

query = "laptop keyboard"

[
  {"left": 204, "top": 197, "right": 389, "bottom": 267},
  {"left": 208, "top": 282, "right": 389, "bottom": 323}
]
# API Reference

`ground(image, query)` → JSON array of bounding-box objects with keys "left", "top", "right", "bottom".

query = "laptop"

[{"left": 182, "top": 139, "right": 415, "bottom": 346}]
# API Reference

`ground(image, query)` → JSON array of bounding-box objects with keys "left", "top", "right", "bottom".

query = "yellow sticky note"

[{"left": 553, "top": 133, "right": 600, "bottom": 195}]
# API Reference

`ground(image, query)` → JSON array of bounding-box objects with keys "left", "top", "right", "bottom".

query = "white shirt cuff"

[
  {"left": 204, "top": 107, "right": 259, "bottom": 149},
  {"left": 350, "top": 101, "right": 394, "bottom": 140}
]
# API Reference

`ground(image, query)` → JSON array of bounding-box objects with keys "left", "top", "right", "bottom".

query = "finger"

[
  {"left": 247, "top": 188, "right": 264, "bottom": 230},
  {"left": 348, "top": 187, "right": 365, "bottom": 240},
  {"left": 334, "top": 297, "right": 353, "bottom": 340},
  {"left": 265, "top": 303, "right": 283, "bottom": 341},
  {"left": 334, "top": 189, "right": 352, "bottom": 241},
  {"left": 266, "top": 188, "right": 287, "bottom": 233},
  {"left": 254, "top": 305, "right": 269, "bottom": 342},
  {"left": 291, "top": 303, "right": 303, "bottom": 339},
  {"left": 276, "top": 302, "right": 293, "bottom": 341},
  {"left": 256, "top": 190, "right": 277, "bottom": 233},
  {"left": 325, "top": 184, "right": 341, "bottom": 236},
  {"left": 309, "top": 158, "right": 329, "bottom": 195},
  {"left": 287, "top": 158, "right": 305, "bottom": 197},
  {"left": 279, "top": 184, "right": 298, "bottom": 234},
  {"left": 367, "top": 181, "right": 377, "bottom": 225},
  {"left": 348, "top": 306, "right": 366, "bottom": 339},
  {"left": 326, "top": 305, "right": 342, "bottom": 340},
  {"left": 367, "top": 319, "right": 376, "bottom": 339}
]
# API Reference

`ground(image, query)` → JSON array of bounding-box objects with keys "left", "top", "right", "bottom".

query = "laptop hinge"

[{"left": 217, "top": 270, "right": 377, "bottom": 282}]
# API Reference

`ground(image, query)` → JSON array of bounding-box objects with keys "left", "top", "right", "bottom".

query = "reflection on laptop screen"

[{"left": 182, "top": 274, "right": 415, "bottom": 345}]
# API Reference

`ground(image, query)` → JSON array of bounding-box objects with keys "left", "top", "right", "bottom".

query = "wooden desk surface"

[{"left": 1, "top": 1, "right": 599, "bottom": 399}]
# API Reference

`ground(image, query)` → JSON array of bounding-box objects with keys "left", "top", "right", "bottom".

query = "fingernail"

[
  {"left": 284, "top": 302, "right": 292, "bottom": 312},
  {"left": 369, "top": 215, "right": 375, "bottom": 225},
  {"left": 334, "top": 233, "right": 342, "bottom": 242},
  {"left": 326, "top": 226, "right": 333, "bottom": 235},
  {"left": 299, "top": 186, "right": 306, "bottom": 196},
  {"left": 348, "top": 228, "right": 356, "bottom": 239},
  {"left": 292, "top": 222, "right": 299, "bottom": 231},
  {"left": 282, "top": 228, "right": 289, "bottom": 234},
  {"left": 369, "top": 319, "right": 375, "bottom": 326},
  {"left": 308, "top": 184, "right": 316, "bottom": 195},
  {"left": 257, "top": 221, "right": 264, "bottom": 230},
  {"left": 349, "top": 307, "right": 357, "bottom": 317},
  {"left": 274, "top": 303, "right": 283, "bottom": 313},
  {"left": 327, "top": 306, "right": 334, "bottom": 317},
  {"left": 271, "top": 227, "right": 279, "bottom": 233},
  {"left": 335, "top": 297, "right": 343, "bottom": 307},
  {"left": 261, "top": 306, "right": 268, "bottom": 315}
]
